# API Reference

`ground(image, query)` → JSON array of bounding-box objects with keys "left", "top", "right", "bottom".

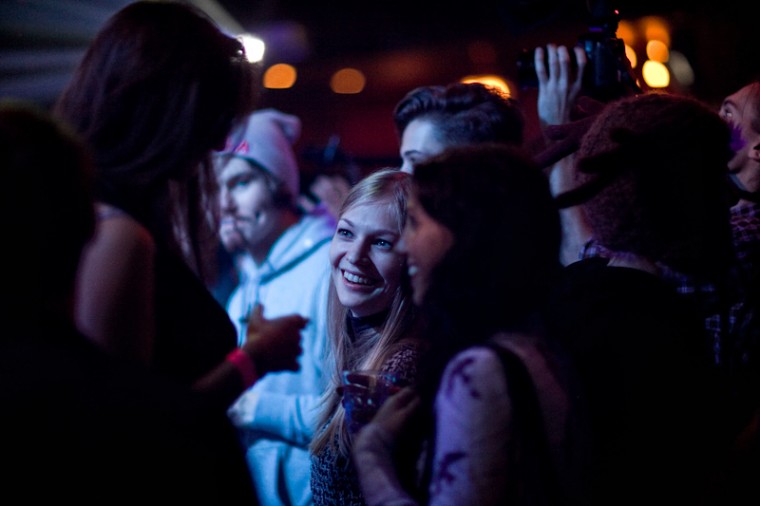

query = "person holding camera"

[
  {"left": 545, "top": 90, "right": 739, "bottom": 505},
  {"left": 531, "top": 43, "right": 597, "bottom": 266},
  {"left": 526, "top": 5, "right": 642, "bottom": 264}
]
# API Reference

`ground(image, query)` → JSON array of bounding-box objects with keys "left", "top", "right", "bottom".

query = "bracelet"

[{"left": 226, "top": 348, "right": 258, "bottom": 388}]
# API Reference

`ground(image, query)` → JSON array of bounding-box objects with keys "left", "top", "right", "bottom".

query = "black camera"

[{"left": 517, "top": 0, "right": 641, "bottom": 102}]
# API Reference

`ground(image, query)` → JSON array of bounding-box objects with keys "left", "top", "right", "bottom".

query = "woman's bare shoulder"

[{"left": 92, "top": 203, "right": 155, "bottom": 255}]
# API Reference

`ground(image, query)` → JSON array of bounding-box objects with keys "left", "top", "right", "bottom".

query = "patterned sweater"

[{"left": 311, "top": 341, "right": 423, "bottom": 506}]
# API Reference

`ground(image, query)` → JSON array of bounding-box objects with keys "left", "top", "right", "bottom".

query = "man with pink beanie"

[{"left": 216, "top": 108, "right": 335, "bottom": 506}]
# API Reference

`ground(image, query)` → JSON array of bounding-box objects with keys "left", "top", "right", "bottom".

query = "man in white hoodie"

[{"left": 216, "top": 108, "right": 335, "bottom": 506}]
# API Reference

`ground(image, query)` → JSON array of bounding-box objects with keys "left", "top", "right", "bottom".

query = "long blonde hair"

[{"left": 310, "top": 168, "right": 418, "bottom": 458}]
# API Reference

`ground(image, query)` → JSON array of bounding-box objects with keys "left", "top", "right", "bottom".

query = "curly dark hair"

[{"left": 576, "top": 91, "right": 734, "bottom": 278}]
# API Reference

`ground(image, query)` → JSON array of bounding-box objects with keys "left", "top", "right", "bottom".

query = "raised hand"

[{"left": 535, "top": 44, "right": 587, "bottom": 130}]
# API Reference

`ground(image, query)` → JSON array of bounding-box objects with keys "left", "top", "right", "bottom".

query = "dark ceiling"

[
  {"left": 218, "top": 1, "right": 682, "bottom": 64},
  {"left": 1, "top": 0, "right": 758, "bottom": 167},
  {"left": 217, "top": 1, "right": 729, "bottom": 60},
  {"left": 212, "top": 0, "right": 758, "bottom": 163}
]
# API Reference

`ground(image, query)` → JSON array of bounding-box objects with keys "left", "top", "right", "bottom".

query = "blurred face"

[
  {"left": 396, "top": 193, "right": 454, "bottom": 305},
  {"left": 399, "top": 118, "right": 446, "bottom": 174},
  {"left": 217, "top": 156, "right": 283, "bottom": 261},
  {"left": 330, "top": 200, "right": 405, "bottom": 317},
  {"left": 719, "top": 83, "right": 760, "bottom": 190}
]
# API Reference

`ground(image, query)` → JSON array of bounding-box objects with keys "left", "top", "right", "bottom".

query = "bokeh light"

[
  {"left": 239, "top": 33, "right": 265, "bottom": 63},
  {"left": 263, "top": 63, "right": 297, "bottom": 89},
  {"left": 616, "top": 20, "right": 637, "bottom": 46},
  {"left": 624, "top": 44, "right": 638, "bottom": 69},
  {"left": 641, "top": 16, "right": 671, "bottom": 46},
  {"left": 330, "top": 68, "right": 366, "bottom": 94},
  {"left": 460, "top": 75, "right": 511, "bottom": 97},
  {"left": 646, "top": 39, "right": 669, "bottom": 63},
  {"left": 668, "top": 51, "right": 695, "bottom": 87},
  {"left": 642, "top": 60, "right": 670, "bottom": 88}
]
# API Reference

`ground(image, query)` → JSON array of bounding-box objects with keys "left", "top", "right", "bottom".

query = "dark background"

[{"left": 2, "top": 0, "right": 758, "bottom": 178}]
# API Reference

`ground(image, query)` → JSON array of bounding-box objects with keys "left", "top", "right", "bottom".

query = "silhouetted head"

[
  {"left": 54, "top": 0, "right": 259, "bottom": 193},
  {"left": 410, "top": 143, "right": 560, "bottom": 335},
  {"left": 0, "top": 101, "right": 95, "bottom": 318},
  {"left": 575, "top": 91, "right": 734, "bottom": 277}
]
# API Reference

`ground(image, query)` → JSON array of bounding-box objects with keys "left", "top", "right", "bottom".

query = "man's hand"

[{"left": 535, "top": 44, "right": 587, "bottom": 130}]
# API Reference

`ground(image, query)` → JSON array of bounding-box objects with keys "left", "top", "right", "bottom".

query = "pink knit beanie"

[{"left": 221, "top": 108, "right": 301, "bottom": 202}]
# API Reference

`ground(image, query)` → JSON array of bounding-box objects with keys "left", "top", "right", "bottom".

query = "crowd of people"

[{"left": 2, "top": 1, "right": 758, "bottom": 505}]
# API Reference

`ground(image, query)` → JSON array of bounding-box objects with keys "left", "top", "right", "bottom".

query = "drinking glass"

[{"left": 340, "top": 369, "right": 404, "bottom": 434}]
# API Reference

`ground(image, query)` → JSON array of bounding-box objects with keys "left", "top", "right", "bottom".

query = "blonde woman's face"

[{"left": 329, "top": 200, "right": 405, "bottom": 318}]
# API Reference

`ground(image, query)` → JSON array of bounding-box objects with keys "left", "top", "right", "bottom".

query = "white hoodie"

[{"left": 227, "top": 209, "right": 335, "bottom": 506}]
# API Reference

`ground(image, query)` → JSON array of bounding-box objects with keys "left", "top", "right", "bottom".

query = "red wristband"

[{"left": 226, "top": 348, "right": 258, "bottom": 388}]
